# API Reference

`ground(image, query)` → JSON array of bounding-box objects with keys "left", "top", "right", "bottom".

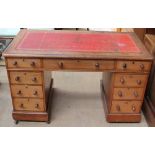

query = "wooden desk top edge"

[{"left": 3, "top": 29, "right": 153, "bottom": 61}]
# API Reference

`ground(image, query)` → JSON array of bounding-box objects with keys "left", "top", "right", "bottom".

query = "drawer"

[
  {"left": 9, "top": 71, "right": 43, "bottom": 85},
  {"left": 43, "top": 59, "right": 115, "bottom": 71},
  {"left": 7, "top": 58, "right": 42, "bottom": 68},
  {"left": 13, "top": 98, "right": 45, "bottom": 111},
  {"left": 11, "top": 85, "right": 43, "bottom": 98},
  {"left": 110, "top": 101, "right": 142, "bottom": 113},
  {"left": 116, "top": 61, "right": 151, "bottom": 72},
  {"left": 113, "top": 88, "right": 144, "bottom": 100},
  {"left": 114, "top": 73, "right": 148, "bottom": 87}
]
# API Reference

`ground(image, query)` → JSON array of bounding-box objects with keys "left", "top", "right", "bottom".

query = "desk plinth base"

[
  {"left": 12, "top": 79, "right": 53, "bottom": 124},
  {"left": 12, "top": 111, "right": 49, "bottom": 123},
  {"left": 100, "top": 80, "right": 141, "bottom": 123}
]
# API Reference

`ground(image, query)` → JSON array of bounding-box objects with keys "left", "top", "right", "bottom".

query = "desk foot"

[
  {"left": 100, "top": 80, "right": 141, "bottom": 123},
  {"left": 47, "top": 119, "right": 51, "bottom": 124},
  {"left": 14, "top": 120, "right": 19, "bottom": 124},
  {"left": 12, "top": 79, "right": 53, "bottom": 124}
]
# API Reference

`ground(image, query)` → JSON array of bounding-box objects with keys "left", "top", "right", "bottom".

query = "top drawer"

[
  {"left": 116, "top": 61, "right": 151, "bottom": 72},
  {"left": 7, "top": 58, "right": 42, "bottom": 68},
  {"left": 43, "top": 59, "right": 115, "bottom": 71}
]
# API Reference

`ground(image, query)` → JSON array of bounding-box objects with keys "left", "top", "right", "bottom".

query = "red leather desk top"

[{"left": 16, "top": 31, "right": 140, "bottom": 53}]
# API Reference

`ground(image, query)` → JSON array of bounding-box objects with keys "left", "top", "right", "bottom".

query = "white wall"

[{"left": 0, "top": 28, "right": 20, "bottom": 36}]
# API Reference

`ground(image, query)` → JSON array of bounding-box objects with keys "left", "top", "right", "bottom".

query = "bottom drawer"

[
  {"left": 110, "top": 101, "right": 142, "bottom": 113},
  {"left": 13, "top": 98, "right": 45, "bottom": 112}
]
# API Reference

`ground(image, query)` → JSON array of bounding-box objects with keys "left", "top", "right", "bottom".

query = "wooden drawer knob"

[
  {"left": 30, "top": 61, "right": 36, "bottom": 67},
  {"left": 20, "top": 104, "right": 24, "bottom": 108},
  {"left": 116, "top": 105, "right": 121, "bottom": 112},
  {"left": 133, "top": 91, "right": 138, "bottom": 97},
  {"left": 118, "top": 91, "right": 123, "bottom": 97},
  {"left": 137, "top": 80, "right": 142, "bottom": 85},
  {"left": 120, "top": 77, "right": 125, "bottom": 84},
  {"left": 58, "top": 62, "right": 63, "bottom": 69},
  {"left": 32, "top": 77, "right": 37, "bottom": 82},
  {"left": 132, "top": 105, "right": 136, "bottom": 112},
  {"left": 122, "top": 63, "right": 127, "bottom": 69},
  {"left": 15, "top": 76, "right": 20, "bottom": 81},
  {"left": 140, "top": 64, "right": 144, "bottom": 70},
  {"left": 33, "top": 91, "right": 38, "bottom": 95},
  {"left": 13, "top": 61, "right": 18, "bottom": 66},
  {"left": 35, "top": 104, "right": 39, "bottom": 109},
  {"left": 95, "top": 63, "right": 100, "bottom": 68},
  {"left": 17, "top": 90, "right": 22, "bottom": 95}
]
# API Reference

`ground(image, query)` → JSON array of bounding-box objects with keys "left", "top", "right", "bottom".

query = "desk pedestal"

[
  {"left": 12, "top": 79, "right": 53, "bottom": 124},
  {"left": 101, "top": 80, "right": 141, "bottom": 122}
]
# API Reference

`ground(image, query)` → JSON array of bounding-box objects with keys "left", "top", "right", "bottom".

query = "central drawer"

[
  {"left": 9, "top": 71, "right": 43, "bottom": 85},
  {"left": 13, "top": 98, "right": 45, "bottom": 111},
  {"left": 113, "top": 87, "right": 144, "bottom": 100},
  {"left": 11, "top": 85, "right": 43, "bottom": 98},
  {"left": 43, "top": 59, "right": 115, "bottom": 71}
]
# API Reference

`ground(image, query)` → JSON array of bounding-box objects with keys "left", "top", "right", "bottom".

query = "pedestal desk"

[{"left": 3, "top": 29, "right": 153, "bottom": 124}]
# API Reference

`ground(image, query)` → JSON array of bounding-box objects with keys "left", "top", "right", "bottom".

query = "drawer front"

[
  {"left": 113, "top": 88, "right": 144, "bottom": 100},
  {"left": 11, "top": 85, "right": 43, "bottom": 98},
  {"left": 43, "top": 59, "right": 115, "bottom": 71},
  {"left": 7, "top": 58, "right": 42, "bottom": 68},
  {"left": 9, "top": 71, "right": 43, "bottom": 85},
  {"left": 13, "top": 98, "right": 45, "bottom": 111},
  {"left": 110, "top": 101, "right": 142, "bottom": 113},
  {"left": 116, "top": 61, "right": 151, "bottom": 72},
  {"left": 114, "top": 74, "right": 148, "bottom": 87}
]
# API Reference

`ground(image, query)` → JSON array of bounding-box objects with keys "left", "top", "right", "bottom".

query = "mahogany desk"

[{"left": 3, "top": 29, "right": 153, "bottom": 124}]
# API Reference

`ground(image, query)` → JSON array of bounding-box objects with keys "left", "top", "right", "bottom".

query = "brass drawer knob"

[
  {"left": 95, "top": 63, "right": 100, "bottom": 68},
  {"left": 137, "top": 80, "right": 142, "bottom": 85},
  {"left": 118, "top": 91, "right": 123, "bottom": 97},
  {"left": 30, "top": 61, "right": 36, "bottom": 67},
  {"left": 133, "top": 91, "right": 138, "bottom": 97},
  {"left": 35, "top": 104, "right": 39, "bottom": 109},
  {"left": 13, "top": 61, "right": 18, "bottom": 66},
  {"left": 132, "top": 105, "right": 136, "bottom": 112},
  {"left": 116, "top": 105, "right": 121, "bottom": 112},
  {"left": 32, "top": 77, "right": 37, "bottom": 82},
  {"left": 17, "top": 90, "right": 22, "bottom": 95},
  {"left": 140, "top": 64, "right": 144, "bottom": 70},
  {"left": 58, "top": 62, "right": 63, "bottom": 69},
  {"left": 122, "top": 63, "right": 127, "bottom": 69},
  {"left": 33, "top": 91, "right": 38, "bottom": 95},
  {"left": 120, "top": 77, "right": 125, "bottom": 84},
  {"left": 15, "top": 76, "right": 20, "bottom": 81}
]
